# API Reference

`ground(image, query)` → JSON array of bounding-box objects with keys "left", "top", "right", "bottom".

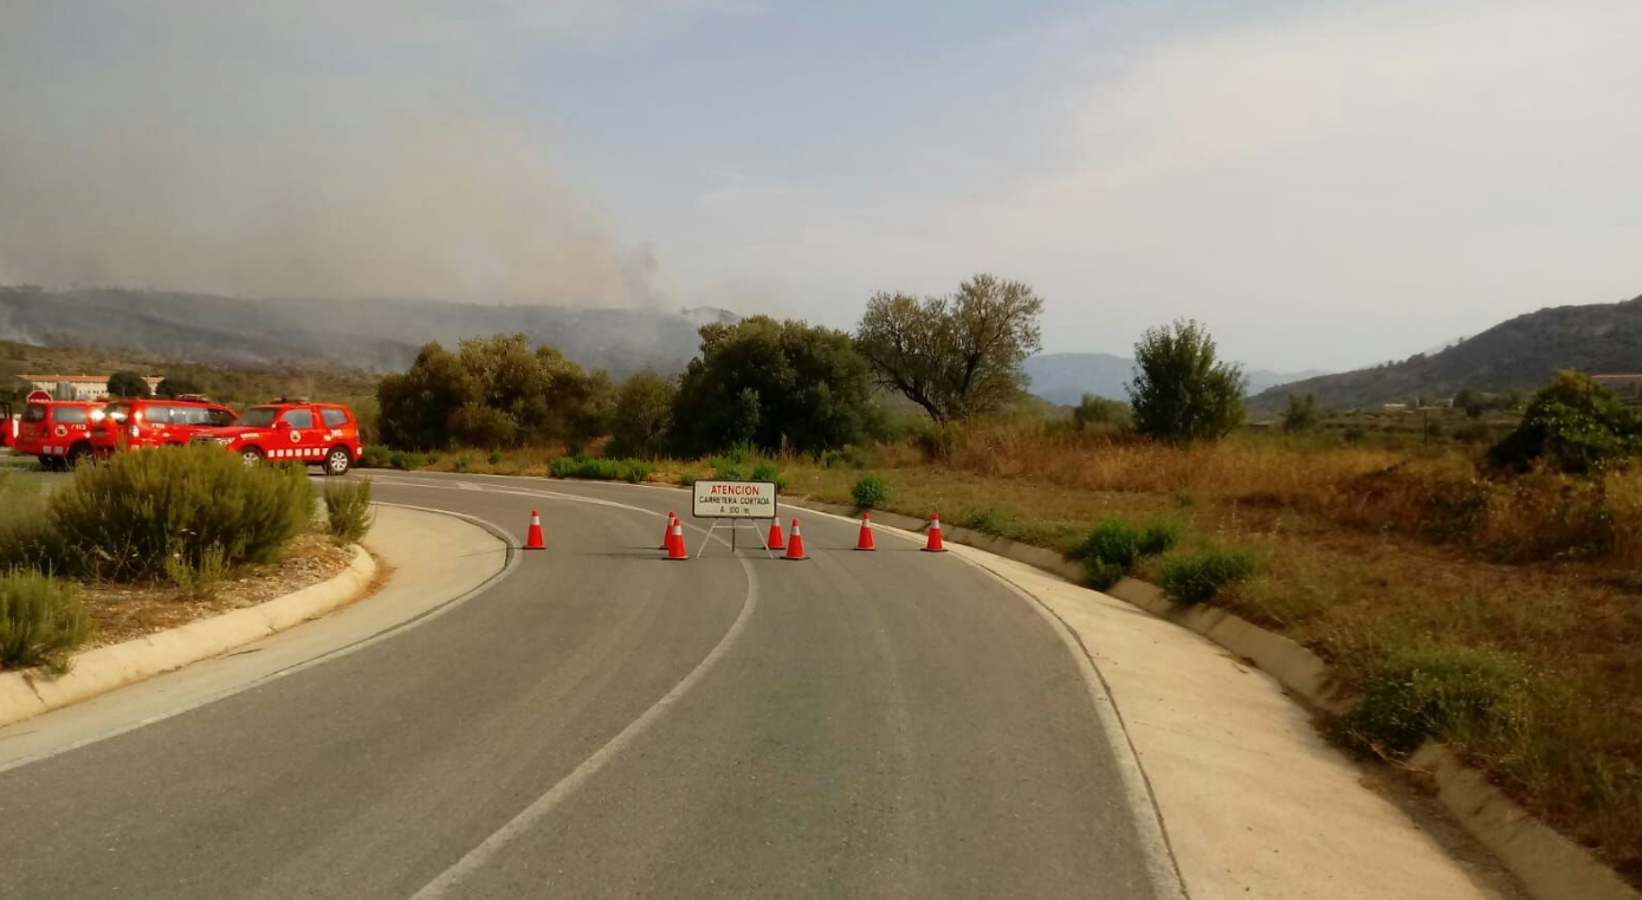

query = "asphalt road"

[{"left": 0, "top": 471, "right": 1170, "bottom": 899}]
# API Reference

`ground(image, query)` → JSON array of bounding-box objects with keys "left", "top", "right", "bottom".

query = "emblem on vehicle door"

[
  {"left": 54, "top": 424, "right": 67, "bottom": 437},
  {"left": 289, "top": 430, "right": 301, "bottom": 443}
]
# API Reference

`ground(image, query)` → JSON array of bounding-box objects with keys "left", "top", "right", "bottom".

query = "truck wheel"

[
  {"left": 324, "top": 446, "right": 352, "bottom": 476},
  {"left": 241, "top": 448, "right": 266, "bottom": 467},
  {"left": 37, "top": 455, "right": 57, "bottom": 471},
  {"left": 66, "top": 443, "right": 92, "bottom": 469}
]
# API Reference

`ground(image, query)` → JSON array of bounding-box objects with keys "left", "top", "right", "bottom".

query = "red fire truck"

[
  {"left": 92, "top": 396, "right": 238, "bottom": 457},
  {"left": 193, "top": 398, "right": 362, "bottom": 476},
  {"left": 14, "top": 391, "right": 106, "bottom": 470}
]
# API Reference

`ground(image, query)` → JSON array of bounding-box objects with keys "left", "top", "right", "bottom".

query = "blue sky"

[{"left": 2, "top": 0, "right": 1639, "bottom": 371}]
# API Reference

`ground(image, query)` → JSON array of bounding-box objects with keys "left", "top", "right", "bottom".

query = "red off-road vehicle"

[
  {"left": 15, "top": 396, "right": 105, "bottom": 470},
  {"left": 193, "top": 399, "right": 362, "bottom": 476},
  {"left": 93, "top": 397, "right": 238, "bottom": 457}
]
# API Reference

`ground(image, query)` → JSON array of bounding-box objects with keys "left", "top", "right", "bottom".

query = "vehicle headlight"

[
  {"left": 129, "top": 425, "right": 141, "bottom": 437},
  {"left": 214, "top": 437, "right": 234, "bottom": 446}
]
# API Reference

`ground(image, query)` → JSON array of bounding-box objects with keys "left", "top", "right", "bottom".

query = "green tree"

[
  {"left": 107, "top": 371, "right": 151, "bottom": 399},
  {"left": 1452, "top": 386, "right": 1487, "bottom": 418},
  {"left": 154, "top": 375, "right": 203, "bottom": 399},
  {"left": 1282, "top": 393, "right": 1319, "bottom": 432},
  {"left": 376, "top": 342, "right": 479, "bottom": 450},
  {"left": 1127, "top": 319, "right": 1247, "bottom": 444},
  {"left": 609, "top": 373, "right": 677, "bottom": 458},
  {"left": 672, "top": 316, "right": 876, "bottom": 456},
  {"left": 376, "top": 336, "right": 613, "bottom": 450},
  {"left": 855, "top": 273, "right": 1043, "bottom": 422},
  {"left": 1487, "top": 370, "right": 1639, "bottom": 474},
  {"left": 1072, "top": 394, "right": 1132, "bottom": 431}
]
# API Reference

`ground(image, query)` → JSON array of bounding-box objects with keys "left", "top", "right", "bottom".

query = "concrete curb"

[
  {"left": 0, "top": 545, "right": 378, "bottom": 731},
  {"left": 772, "top": 492, "right": 1640, "bottom": 900}
]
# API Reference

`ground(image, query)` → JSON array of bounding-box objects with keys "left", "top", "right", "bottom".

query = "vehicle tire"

[
  {"left": 66, "top": 443, "right": 92, "bottom": 469},
  {"left": 37, "top": 455, "right": 57, "bottom": 471},
  {"left": 324, "top": 446, "right": 352, "bottom": 477},
  {"left": 241, "top": 447, "right": 266, "bottom": 467}
]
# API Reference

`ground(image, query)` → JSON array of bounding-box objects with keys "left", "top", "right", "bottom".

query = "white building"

[{"left": 21, "top": 374, "right": 164, "bottom": 401}]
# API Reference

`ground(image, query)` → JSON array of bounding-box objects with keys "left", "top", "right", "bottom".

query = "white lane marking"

[{"left": 407, "top": 552, "right": 762, "bottom": 899}]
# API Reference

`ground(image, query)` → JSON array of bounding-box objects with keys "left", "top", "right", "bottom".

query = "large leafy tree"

[
  {"left": 855, "top": 273, "right": 1043, "bottom": 422},
  {"left": 107, "top": 371, "right": 151, "bottom": 399},
  {"left": 672, "top": 316, "right": 876, "bottom": 456},
  {"left": 375, "top": 335, "right": 612, "bottom": 450},
  {"left": 609, "top": 372, "right": 677, "bottom": 459},
  {"left": 1488, "top": 370, "right": 1639, "bottom": 474},
  {"left": 1128, "top": 319, "right": 1247, "bottom": 443}
]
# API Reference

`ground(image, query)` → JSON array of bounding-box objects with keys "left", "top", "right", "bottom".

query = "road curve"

[{"left": 0, "top": 472, "right": 1171, "bottom": 899}]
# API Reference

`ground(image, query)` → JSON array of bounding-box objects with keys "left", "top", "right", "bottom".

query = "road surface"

[{"left": 0, "top": 471, "right": 1173, "bottom": 899}]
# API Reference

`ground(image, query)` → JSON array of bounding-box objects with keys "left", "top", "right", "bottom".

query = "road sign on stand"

[{"left": 691, "top": 480, "right": 779, "bottom": 557}]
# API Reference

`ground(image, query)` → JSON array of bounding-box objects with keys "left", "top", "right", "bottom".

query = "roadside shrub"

[
  {"left": 1159, "top": 545, "right": 1259, "bottom": 604},
  {"left": 548, "top": 456, "right": 654, "bottom": 484},
  {"left": 852, "top": 473, "right": 892, "bottom": 508},
  {"left": 165, "top": 543, "right": 230, "bottom": 600},
  {"left": 1073, "top": 517, "right": 1180, "bottom": 588},
  {"left": 48, "top": 445, "right": 313, "bottom": 581},
  {"left": 1338, "top": 644, "right": 1531, "bottom": 757},
  {"left": 390, "top": 450, "right": 432, "bottom": 470},
  {"left": 750, "top": 461, "right": 788, "bottom": 491},
  {"left": 0, "top": 570, "right": 94, "bottom": 674},
  {"left": 1073, "top": 395, "right": 1132, "bottom": 432},
  {"left": 488, "top": 450, "right": 505, "bottom": 465},
  {"left": 956, "top": 505, "right": 1016, "bottom": 536},
  {"left": 1078, "top": 518, "right": 1143, "bottom": 571},
  {"left": 359, "top": 445, "right": 394, "bottom": 469},
  {"left": 1138, "top": 518, "right": 1183, "bottom": 556},
  {"left": 324, "top": 479, "right": 374, "bottom": 545}
]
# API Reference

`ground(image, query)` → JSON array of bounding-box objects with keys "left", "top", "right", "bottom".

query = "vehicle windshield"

[
  {"left": 104, "top": 402, "right": 132, "bottom": 423},
  {"left": 238, "top": 407, "right": 279, "bottom": 427}
]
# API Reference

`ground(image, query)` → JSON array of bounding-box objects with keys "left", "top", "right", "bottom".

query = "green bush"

[
  {"left": 1488, "top": 370, "right": 1639, "bottom": 474},
  {"left": 390, "top": 450, "right": 432, "bottom": 470},
  {"left": 548, "top": 456, "right": 655, "bottom": 484},
  {"left": 324, "top": 479, "right": 374, "bottom": 545},
  {"left": 48, "top": 445, "right": 314, "bottom": 581},
  {"left": 488, "top": 450, "right": 505, "bottom": 465},
  {"left": 1158, "top": 545, "right": 1259, "bottom": 604},
  {"left": 165, "top": 543, "right": 230, "bottom": 600},
  {"left": 359, "top": 445, "right": 394, "bottom": 469},
  {"left": 0, "top": 570, "right": 94, "bottom": 674},
  {"left": 1073, "top": 516, "right": 1181, "bottom": 588},
  {"left": 1077, "top": 518, "right": 1143, "bottom": 570},
  {"left": 1339, "top": 645, "right": 1531, "bottom": 757},
  {"left": 749, "top": 461, "right": 788, "bottom": 491},
  {"left": 852, "top": 473, "right": 892, "bottom": 508},
  {"left": 1138, "top": 519, "right": 1183, "bottom": 556}
]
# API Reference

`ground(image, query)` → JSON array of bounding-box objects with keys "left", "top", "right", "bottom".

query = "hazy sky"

[{"left": 2, "top": 0, "right": 1638, "bottom": 370}]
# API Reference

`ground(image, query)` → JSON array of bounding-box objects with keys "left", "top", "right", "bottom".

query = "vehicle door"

[
  {"left": 274, "top": 406, "right": 326, "bottom": 462},
  {"left": 18, "top": 402, "right": 48, "bottom": 452},
  {"left": 0, "top": 401, "right": 12, "bottom": 447}
]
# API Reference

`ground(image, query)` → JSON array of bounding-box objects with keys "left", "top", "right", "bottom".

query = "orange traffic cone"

[
  {"left": 782, "top": 518, "right": 808, "bottom": 560},
  {"left": 525, "top": 510, "right": 545, "bottom": 550},
  {"left": 855, "top": 513, "right": 876, "bottom": 551},
  {"left": 660, "top": 511, "right": 677, "bottom": 549},
  {"left": 665, "top": 519, "right": 689, "bottom": 560},
  {"left": 766, "top": 518, "right": 786, "bottom": 550},
  {"left": 922, "top": 513, "right": 946, "bottom": 553}
]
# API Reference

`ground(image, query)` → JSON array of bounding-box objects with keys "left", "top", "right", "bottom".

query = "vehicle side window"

[
  {"left": 23, "top": 404, "right": 46, "bottom": 423},
  {"left": 176, "top": 406, "right": 207, "bottom": 426},
  {"left": 54, "top": 406, "right": 88, "bottom": 424},
  {"left": 206, "top": 408, "right": 235, "bottom": 427},
  {"left": 320, "top": 408, "right": 349, "bottom": 428},
  {"left": 281, "top": 409, "right": 315, "bottom": 429}
]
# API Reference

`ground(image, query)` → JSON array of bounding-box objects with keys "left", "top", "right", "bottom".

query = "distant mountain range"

[
  {"left": 1023, "top": 353, "right": 1326, "bottom": 406},
  {"left": 1247, "top": 292, "right": 1642, "bottom": 412},
  {"left": 0, "top": 287, "right": 737, "bottom": 378}
]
